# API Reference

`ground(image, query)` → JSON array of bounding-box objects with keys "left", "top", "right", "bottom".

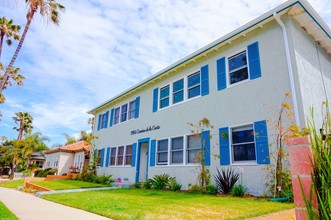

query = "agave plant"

[{"left": 214, "top": 167, "right": 239, "bottom": 194}]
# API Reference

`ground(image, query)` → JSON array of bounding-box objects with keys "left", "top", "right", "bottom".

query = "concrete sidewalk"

[{"left": 0, "top": 187, "right": 111, "bottom": 220}]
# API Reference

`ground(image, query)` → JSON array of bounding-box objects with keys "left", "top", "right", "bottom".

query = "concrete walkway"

[
  {"left": 246, "top": 208, "right": 296, "bottom": 220},
  {"left": 0, "top": 187, "right": 111, "bottom": 220}
]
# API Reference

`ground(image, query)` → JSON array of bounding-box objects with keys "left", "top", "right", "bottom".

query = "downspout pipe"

[{"left": 273, "top": 12, "right": 301, "bottom": 126}]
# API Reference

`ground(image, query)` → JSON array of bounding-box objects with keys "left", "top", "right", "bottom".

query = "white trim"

[{"left": 273, "top": 12, "right": 301, "bottom": 126}]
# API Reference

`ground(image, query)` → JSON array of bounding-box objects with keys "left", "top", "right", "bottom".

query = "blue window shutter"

[
  {"left": 150, "top": 140, "right": 156, "bottom": 167},
  {"left": 135, "top": 96, "right": 140, "bottom": 118},
  {"left": 201, "top": 130, "right": 210, "bottom": 166},
  {"left": 200, "top": 65, "right": 209, "bottom": 96},
  {"left": 100, "top": 148, "right": 105, "bottom": 167},
  {"left": 104, "top": 111, "right": 109, "bottom": 129},
  {"left": 131, "top": 143, "right": 137, "bottom": 167},
  {"left": 254, "top": 120, "right": 270, "bottom": 164},
  {"left": 109, "top": 108, "right": 114, "bottom": 127},
  {"left": 97, "top": 114, "right": 101, "bottom": 131},
  {"left": 248, "top": 41, "right": 261, "bottom": 79},
  {"left": 219, "top": 127, "right": 230, "bottom": 165},
  {"left": 105, "top": 147, "right": 110, "bottom": 167},
  {"left": 217, "top": 57, "right": 227, "bottom": 90},
  {"left": 152, "top": 88, "right": 158, "bottom": 112}
]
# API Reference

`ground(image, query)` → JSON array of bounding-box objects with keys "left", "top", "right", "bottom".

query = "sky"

[{"left": 0, "top": 0, "right": 330, "bottom": 147}]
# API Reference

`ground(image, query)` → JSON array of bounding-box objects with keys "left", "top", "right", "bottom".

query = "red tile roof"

[{"left": 44, "top": 141, "right": 91, "bottom": 154}]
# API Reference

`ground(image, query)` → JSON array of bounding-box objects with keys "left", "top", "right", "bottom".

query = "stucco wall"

[
  {"left": 287, "top": 16, "right": 331, "bottom": 129},
  {"left": 58, "top": 152, "right": 74, "bottom": 175}
]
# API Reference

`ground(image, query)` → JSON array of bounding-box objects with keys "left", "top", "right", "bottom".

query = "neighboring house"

[
  {"left": 88, "top": 0, "right": 331, "bottom": 195},
  {"left": 30, "top": 152, "right": 46, "bottom": 169},
  {"left": 44, "top": 141, "right": 91, "bottom": 175}
]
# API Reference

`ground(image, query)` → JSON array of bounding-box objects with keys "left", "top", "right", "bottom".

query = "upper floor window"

[
  {"left": 160, "top": 85, "right": 170, "bottom": 109},
  {"left": 187, "top": 134, "right": 200, "bottom": 163},
  {"left": 128, "top": 100, "right": 136, "bottom": 120},
  {"left": 228, "top": 51, "right": 248, "bottom": 85},
  {"left": 187, "top": 71, "right": 200, "bottom": 99},
  {"left": 173, "top": 79, "right": 184, "bottom": 104},
  {"left": 231, "top": 125, "right": 255, "bottom": 162},
  {"left": 114, "top": 107, "right": 120, "bottom": 125},
  {"left": 121, "top": 104, "right": 128, "bottom": 122},
  {"left": 157, "top": 139, "right": 168, "bottom": 165}
]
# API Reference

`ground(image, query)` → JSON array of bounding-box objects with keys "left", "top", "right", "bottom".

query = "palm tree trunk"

[
  {"left": 0, "top": 11, "right": 35, "bottom": 93},
  {"left": 0, "top": 33, "right": 4, "bottom": 60},
  {"left": 17, "top": 120, "right": 24, "bottom": 140}
]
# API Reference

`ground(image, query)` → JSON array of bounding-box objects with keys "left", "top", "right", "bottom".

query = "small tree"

[{"left": 188, "top": 117, "right": 214, "bottom": 187}]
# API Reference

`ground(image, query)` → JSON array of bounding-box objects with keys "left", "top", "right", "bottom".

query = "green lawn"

[
  {"left": 31, "top": 179, "right": 108, "bottom": 190},
  {"left": 42, "top": 189, "right": 294, "bottom": 220},
  {"left": 0, "top": 201, "right": 18, "bottom": 220},
  {"left": 0, "top": 179, "right": 24, "bottom": 189}
]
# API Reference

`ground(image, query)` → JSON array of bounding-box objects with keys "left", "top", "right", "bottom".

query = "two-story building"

[{"left": 88, "top": 0, "right": 331, "bottom": 195}]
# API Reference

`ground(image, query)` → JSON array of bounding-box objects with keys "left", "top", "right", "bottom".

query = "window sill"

[{"left": 157, "top": 95, "right": 202, "bottom": 112}]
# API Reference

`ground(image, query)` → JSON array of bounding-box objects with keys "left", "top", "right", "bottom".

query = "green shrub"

[
  {"left": 204, "top": 184, "right": 218, "bottom": 195},
  {"left": 142, "top": 180, "right": 152, "bottom": 189},
  {"left": 22, "top": 170, "right": 32, "bottom": 177},
  {"left": 230, "top": 184, "right": 249, "bottom": 197},
  {"left": 168, "top": 179, "right": 182, "bottom": 191},
  {"left": 214, "top": 168, "right": 239, "bottom": 194},
  {"left": 281, "top": 188, "right": 293, "bottom": 202},
  {"left": 35, "top": 168, "right": 57, "bottom": 177},
  {"left": 132, "top": 182, "right": 141, "bottom": 189},
  {"left": 188, "top": 184, "right": 202, "bottom": 193},
  {"left": 150, "top": 174, "right": 175, "bottom": 190}
]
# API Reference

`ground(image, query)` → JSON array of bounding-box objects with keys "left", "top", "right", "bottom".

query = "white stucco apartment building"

[{"left": 88, "top": 0, "right": 331, "bottom": 195}]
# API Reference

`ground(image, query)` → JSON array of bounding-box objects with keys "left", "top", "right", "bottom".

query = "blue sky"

[{"left": 0, "top": 0, "right": 330, "bottom": 147}]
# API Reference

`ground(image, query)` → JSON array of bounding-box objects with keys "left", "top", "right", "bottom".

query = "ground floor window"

[
  {"left": 157, "top": 139, "right": 168, "bottom": 165},
  {"left": 187, "top": 134, "right": 200, "bottom": 163},
  {"left": 231, "top": 125, "right": 256, "bottom": 162},
  {"left": 110, "top": 148, "right": 117, "bottom": 166},
  {"left": 125, "top": 145, "right": 132, "bottom": 165},
  {"left": 97, "top": 150, "right": 102, "bottom": 166},
  {"left": 171, "top": 137, "right": 183, "bottom": 164},
  {"left": 35, "top": 160, "right": 44, "bottom": 168},
  {"left": 117, "top": 146, "right": 124, "bottom": 165}
]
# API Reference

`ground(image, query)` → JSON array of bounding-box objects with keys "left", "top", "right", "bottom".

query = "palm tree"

[
  {"left": 0, "top": 17, "right": 20, "bottom": 60},
  {"left": 88, "top": 117, "right": 94, "bottom": 130},
  {"left": 21, "top": 132, "right": 49, "bottom": 168},
  {"left": 13, "top": 112, "right": 33, "bottom": 140},
  {"left": 0, "top": 0, "right": 65, "bottom": 93},
  {"left": 0, "top": 65, "right": 25, "bottom": 103},
  {"left": 63, "top": 133, "right": 77, "bottom": 145}
]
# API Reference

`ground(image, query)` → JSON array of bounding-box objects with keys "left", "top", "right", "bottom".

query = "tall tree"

[
  {"left": 0, "top": 65, "right": 25, "bottom": 103},
  {"left": 63, "top": 133, "right": 77, "bottom": 145},
  {"left": 0, "top": 17, "right": 20, "bottom": 60},
  {"left": 13, "top": 112, "right": 33, "bottom": 140},
  {"left": 0, "top": 0, "right": 65, "bottom": 94}
]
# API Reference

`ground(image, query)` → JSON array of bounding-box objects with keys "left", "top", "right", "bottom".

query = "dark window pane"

[
  {"left": 158, "top": 152, "right": 168, "bottom": 163},
  {"left": 125, "top": 156, "right": 131, "bottom": 165},
  {"left": 173, "top": 79, "right": 184, "bottom": 92},
  {"left": 118, "top": 146, "right": 124, "bottom": 155},
  {"left": 117, "top": 156, "right": 123, "bottom": 165},
  {"left": 111, "top": 148, "right": 117, "bottom": 156},
  {"left": 188, "top": 135, "right": 200, "bottom": 149},
  {"left": 233, "top": 143, "right": 256, "bottom": 161},
  {"left": 158, "top": 140, "right": 168, "bottom": 151},
  {"left": 230, "top": 67, "right": 248, "bottom": 84},
  {"left": 173, "top": 91, "right": 184, "bottom": 104},
  {"left": 188, "top": 149, "right": 199, "bottom": 163},
  {"left": 188, "top": 86, "right": 200, "bottom": 98},
  {"left": 229, "top": 51, "right": 247, "bottom": 72},
  {"left": 172, "top": 151, "right": 183, "bottom": 163},
  {"left": 160, "top": 86, "right": 170, "bottom": 98},
  {"left": 171, "top": 137, "right": 183, "bottom": 150},
  {"left": 188, "top": 72, "right": 200, "bottom": 87},
  {"left": 160, "top": 98, "right": 169, "bottom": 108},
  {"left": 232, "top": 129, "right": 254, "bottom": 144},
  {"left": 126, "top": 145, "right": 132, "bottom": 154}
]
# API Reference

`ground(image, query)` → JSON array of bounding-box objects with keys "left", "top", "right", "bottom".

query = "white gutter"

[{"left": 273, "top": 12, "right": 301, "bottom": 126}]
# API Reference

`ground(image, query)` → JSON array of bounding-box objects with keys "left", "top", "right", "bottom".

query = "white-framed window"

[
  {"left": 53, "top": 155, "right": 59, "bottom": 167},
  {"left": 74, "top": 154, "right": 83, "bottom": 169},
  {"left": 35, "top": 160, "right": 43, "bottom": 168},
  {"left": 171, "top": 137, "right": 183, "bottom": 164},
  {"left": 160, "top": 85, "right": 170, "bottom": 109},
  {"left": 187, "top": 134, "right": 201, "bottom": 164},
  {"left": 114, "top": 107, "right": 120, "bottom": 125},
  {"left": 121, "top": 104, "right": 128, "bottom": 122},
  {"left": 128, "top": 100, "right": 136, "bottom": 120},
  {"left": 157, "top": 139, "right": 168, "bottom": 165},
  {"left": 125, "top": 145, "right": 132, "bottom": 165},
  {"left": 110, "top": 147, "right": 117, "bottom": 166},
  {"left": 100, "top": 112, "right": 108, "bottom": 129},
  {"left": 228, "top": 51, "right": 248, "bottom": 85},
  {"left": 231, "top": 124, "right": 256, "bottom": 163},
  {"left": 117, "top": 146, "right": 124, "bottom": 165},
  {"left": 187, "top": 71, "right": 200, "bottom": 99},
  {"left": 173, "top": 79, "right": 184, "bottom": 104},
  {"left": 46, "top": 160, "right": 50, "bottom": 167},
  {"left": 97, "top": 150, "right": 102, "bottom": 166}
]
